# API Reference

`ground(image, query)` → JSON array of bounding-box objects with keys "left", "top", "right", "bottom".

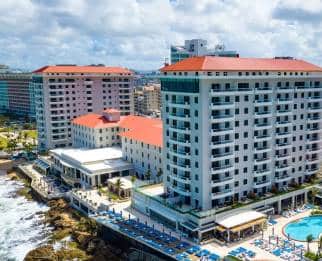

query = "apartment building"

[
  {"left": 134, "top": 84, "right": 161, "bottom": 116},
  {"left": 160, "top": 56, "right": 322, "bottom": 211},
  {"left": 0, "top": 73, "right": 35, "bottom": 118},
  {"left": 32, "top": 65, "right": 134, "bottom": 150},
  {"left": 170, "top": 39, "right": 238, "bottom": 64}
]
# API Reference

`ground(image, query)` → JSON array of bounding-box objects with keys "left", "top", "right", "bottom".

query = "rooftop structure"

[
  {"left": 51, "top": 147, "right": 133, "bottom": 188},
  {"left": 170, "top": 39, "right": 238, "bottom": 64}
]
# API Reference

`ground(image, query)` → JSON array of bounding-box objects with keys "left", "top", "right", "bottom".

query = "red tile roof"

[
  {"left": 33, "top": 65, "right": 133, "bottom": 74},
  {"left": 72, "top": 113, "right": 121, "bottom": 128},
  {"left": 72, "top": 113, "right": 163, "bottom": 147},
  {"left": 161, "top": 56, "right": 322, "bottom": 72}
]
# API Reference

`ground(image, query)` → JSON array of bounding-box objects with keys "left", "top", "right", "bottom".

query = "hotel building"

[
  {"left": 134, "top": 84, "right": 161, "bottom": 116},
  {"left": 71, "top": 110, "right": 163, "bottom": 180},
  {"left": 31, "top": 65, "right": 134, "bottom": 150},
  {"left": 161, "top": 56, "right": 322, "bottom": 211},
  {"left": 132, "top": 56, "right": 322, "bottom": 241}
]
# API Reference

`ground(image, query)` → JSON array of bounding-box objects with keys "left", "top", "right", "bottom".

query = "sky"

[{"left": 1, "top": 0, "right": 322, "bottom": 71}]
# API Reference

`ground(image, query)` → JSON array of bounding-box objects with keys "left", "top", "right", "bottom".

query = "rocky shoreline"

[{"left": 7, "top": 171, "right": 125, "bottom": 261}]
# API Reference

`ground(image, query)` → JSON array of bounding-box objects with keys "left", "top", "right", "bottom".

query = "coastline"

[{"left": 4, "top": 170, "right": 124, "bottom": 261}]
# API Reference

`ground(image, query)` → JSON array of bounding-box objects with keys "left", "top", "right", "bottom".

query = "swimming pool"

[{"left": 284, "top": 215, "right": 322, "bottom": 241}]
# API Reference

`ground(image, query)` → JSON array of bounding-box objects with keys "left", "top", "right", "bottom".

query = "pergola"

[{"left": 216, "top": 210, "right": 267, "bottom": 242}]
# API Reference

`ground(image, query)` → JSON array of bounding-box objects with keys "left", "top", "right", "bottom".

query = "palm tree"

[
  {"left": 7, "top": 138, "right": 17, "bottom": 153},
  {"left": 130, "top": 175, "right": 137, "bottom": 187},
  {"left": 115, "top": 178, "right": 123, "bottom": 197},
  {"left": 156, "top": 168, "right": 163, "bottom": 183},
  {"left": 311, "top": 187, "right": 319, "bottom": 205},
  {"left": 145, "top": 169, "right": 151, "bottom": 182},
  {"left": 306, "top": 234, "right": 313, "bottom": 253}
]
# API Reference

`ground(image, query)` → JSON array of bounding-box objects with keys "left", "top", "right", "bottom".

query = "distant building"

[
  {"left": 170, "top": 39, "right": 238, "bottom": 64},
  {"left": 31, "top": 65, "right": 134, "bottom": 150},
  {"left": 134, "top": 84, "right": 161, "bottom": 116},
  {"left": 0, "top": 73, "right": 35, "bottom": 119}
]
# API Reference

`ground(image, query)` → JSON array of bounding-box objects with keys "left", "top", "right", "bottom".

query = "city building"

[
  {"left": 51, "top": 147, "right": 133, "bottom": 188},
  {"left": 132, "top": 56, "right": 322, "bottom": 242},
  {"left": 170, "top": 39, "right": 238, "bottom": 64},
  {"left": 31, "top": 65, "right": 134, "bottom": 150},
  {"left": 0, "top": 73, "right": 35, "bottom": 119},
  {"left": 71, "top": 111, "right": 163, "bottom": 180},
  {"left": 134, "top": 84, "right": 161, "bottom": 116}
]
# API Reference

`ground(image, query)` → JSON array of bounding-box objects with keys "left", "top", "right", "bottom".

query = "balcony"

[
  {"left": 275, "top": 153, "right": 291, "bottom": 160},
  {"left": 307, "top": 137, "right": 320, "bottom": 144},
  {"left": 276, "top": 109, "right": 292, "bottom": 116},
  {"left": 307, "top": 127, "right": 322, "bottom": 134},
  {"left": 168, "top": 100, "right": 190, "bottom": 108},
  {"left": 169, "top": 137, "right": 191, "bottom": 145},
  {"left": 277, "top": 98, "right": 293, "bottom": 105},
  {"left": 306, "top": 168, "right": 319, "bottom": 175},
  {"left": 211, "top": 139, "right": 233, "bottom": 148},
  {"left": 171, "top": 185, "right": 191, "bottom": 196},
  {"left": 211, "top": 87, "right": 236, "bottom": 94},
  {"left": 211, "top": 165, "right": 234, "bottom": 174},
  {"left": 254, "top": 122, "right": 272, "bottom": 130},
  {"left": 275, "top": 165, "right": 291, "bottom": 172},
  {"left": 275, "top": 175, "right": 291, "bottom": 182},
  {"left": 307, "top": 116, "right": 321, "bottom": 123},
  {"left": 171, "top": 174, "right": 191, "bottom": 184},
  {"left": 211, "top": 152, "right": 234, "bottom": 161},
  {"left": 169, "top": 113, "right": 190, "bottom": 121},
  {"left": 254, "top": 180, "right": 271, "bottom": 188},
  {"left": 255, "top": 87, "right": 273, "bottom": 94},
  {"left": 254, "top": 169, "right": 271, "bottom": 176},
  {"left": 254, "top": 146, "right": 271, "bottom": 153},
  {"left": 211, "top": 114, "right": 234, "bottom": 123},
  {"left": 212, "top": 189, "right": 234, "bottom": 199},
  {"left": 210, "top": 101, "right": 235, "bottom": 110},
  {"left": 254, "top": 99, "right": 272, "bottom": 106},
  {"left": 254, "top": 111, "right": 272, "bottom": 118},
  {"left": 309, "top": 96, "right": 322, "bottom": 102},
  {"left": 254, "top": 157, "right": 272, "bottom": 165},
  {"left": 276, "top": 142, "right": 292, "bottom": 148},
  {"left": 306, "top": 158, "right": 320, "bottom": 165},
  {"left": 276, "top": 131, "right": 292, "bottom": 138},
  {"left": 169, "top": 161, "right": 191, "bottom": 171},
  {"left": 169, "top": 149, "right": 190, "bottom": 158},
  {"left": 169, "top": 125, "right": 190, "bottom": 133},
  {"left": 276, "top": 120, "right": 292, "bottom": 127},
  {"left": 255, "top": 135, "right": 272, "bottom": 142},
  {"left": 308, "top": 106, "right": 322, "bottom": 113},
  {"left": 211, "top": 176, "right": 234, "bottom": 186},
  {"left": 212, "top": 127, "right": 234, "bottom": 135}
]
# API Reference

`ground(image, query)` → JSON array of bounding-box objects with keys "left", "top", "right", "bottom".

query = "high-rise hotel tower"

[{"left": 160, "top": 56, "right": 322, "bottom": 211}]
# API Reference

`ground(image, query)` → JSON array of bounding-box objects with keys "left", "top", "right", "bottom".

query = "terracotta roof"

[
  {"left": 161, "top": 56, "right": 322, "bottom": 72},
  {"left": 33, "top": 65, "right": 133, "bottom": 74},
  {"left": 119, "top": 116, "right": 162, "bottom": 147},
  {"left": 72, "top": 113, "right": 163, "bottom": 147},
  {"left": 72, "top": 113, "right": 121, "bottom": 128}
]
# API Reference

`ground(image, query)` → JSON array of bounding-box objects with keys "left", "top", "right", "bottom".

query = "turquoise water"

[{"left": 284, "top": 216, "right": 322, "bottom": 241}]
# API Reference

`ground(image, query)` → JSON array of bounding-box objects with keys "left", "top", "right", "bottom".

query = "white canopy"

[{"left": 216, "top": 210, "right": 266, "bottom": 229}]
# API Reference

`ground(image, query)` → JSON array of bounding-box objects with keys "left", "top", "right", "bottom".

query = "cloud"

[{"left": 0, "top": 0, "right": 321, "bottom": 70}]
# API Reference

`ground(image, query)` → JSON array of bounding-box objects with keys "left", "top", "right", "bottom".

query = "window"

[{"left": 243, "top": 179, "right": 247, "bottom": 185}]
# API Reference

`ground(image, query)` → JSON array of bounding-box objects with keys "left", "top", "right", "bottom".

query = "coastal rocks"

[{"left": 24, "top": 245, "right": 58, "bottom": 261}]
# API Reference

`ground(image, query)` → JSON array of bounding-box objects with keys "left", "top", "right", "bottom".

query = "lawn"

[
  {"left": 22, "top": 130, "right": 37, "bottom": 139},
  {"left": 0, "top": 136, "right": 8, "bottom": 149}
]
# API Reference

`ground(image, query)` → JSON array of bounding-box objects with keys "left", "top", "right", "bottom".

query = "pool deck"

[{"left": 202, "top": 209, "right": 313, "bottom": 260}]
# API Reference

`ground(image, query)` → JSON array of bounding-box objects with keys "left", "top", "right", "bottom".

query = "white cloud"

[{"left": 0, "top": 0, "right": 321, "bottom": 70}]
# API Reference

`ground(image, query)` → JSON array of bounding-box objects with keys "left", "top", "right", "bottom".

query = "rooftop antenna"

[{"left": 164, "top": 57, "right": 169, "bottom": 66}]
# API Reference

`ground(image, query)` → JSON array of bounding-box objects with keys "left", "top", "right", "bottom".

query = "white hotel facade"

[{"left": 159, "top": 56, "right": 322, "bottom": 212}]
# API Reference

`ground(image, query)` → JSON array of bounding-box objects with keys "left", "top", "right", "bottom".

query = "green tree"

[
  {"left": 145, "top": 169, "right": 151, "bottom": 181},
  {"left": 156, "top": 168, "right": 163, "bottom": 182},
  {"left": 7, "top": 138, "right": 17, "bottom": 153},
  {"left": 311, "top": 187, "right": 319, "bottom": 205},
  {"left": 115, "top": 178, "right": 123, "bottom": 197},
  {"left": 22, "top": 141, "right": 34, "bottom": 153},
  {"left": 306, "top": 234, "right": 314, "bottom": 253},
  {"left": 130, "top": 175, "right": 137, "bottom": 186}
]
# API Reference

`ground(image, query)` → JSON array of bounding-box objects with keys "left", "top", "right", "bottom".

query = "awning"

[
  {"left": 180, "top": 221, "right": 199, "bottom": 232},
  {"left": 216, "top": 226, "right": 226, "bottom": 232},
  {"left": 231, "top": 218, "right": 266, "bottom": 233}
]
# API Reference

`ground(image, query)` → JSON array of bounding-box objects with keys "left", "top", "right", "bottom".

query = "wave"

[{"left": 0, "top": 176, "right": 51, "bottom": 261}]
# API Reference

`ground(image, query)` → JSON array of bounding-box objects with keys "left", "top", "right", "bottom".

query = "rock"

[{"left": 24, "top": 245, "right": 58, "bottom": 261}]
